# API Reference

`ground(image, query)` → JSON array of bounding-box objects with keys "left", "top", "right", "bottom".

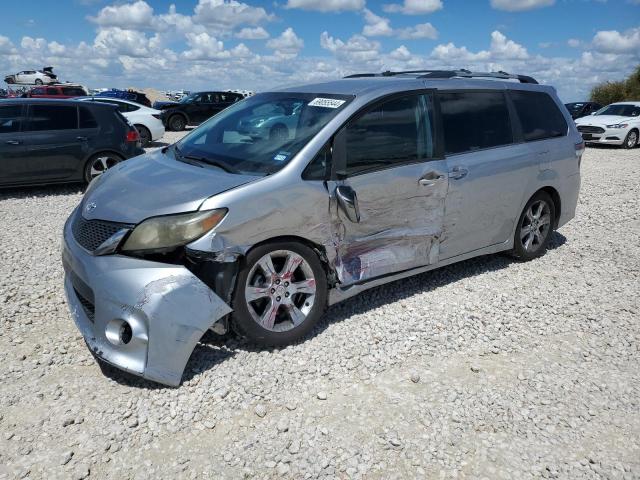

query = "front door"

[
  {"left": 328, "top": 92, "right": 448, "bottom": 286},
  {"left": 0, "top": 104, "right": 29, "bottom": 184}
]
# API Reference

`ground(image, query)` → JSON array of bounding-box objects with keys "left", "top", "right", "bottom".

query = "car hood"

[
  {"left": 81, "top": 149, "right": 260, "bottom": 224},
  {"left": 575, "top": 115, "right": 635, "bottom": 126}
]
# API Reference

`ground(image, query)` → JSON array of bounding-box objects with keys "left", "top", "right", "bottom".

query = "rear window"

[
  {"left": 62, "top": 87, "right": 86, "bottom": 97},
  {"left": 0, "top": 106, "right": 23, "bottom": 133},
  {"left": 28, "top": 105, "right": 78, "bottom": 131},
  {"left": 439, "top": 91, "right": 513, "bottom": 155},
  {"left": 511, "top": 90, "right": 567, "bottom": 142}
]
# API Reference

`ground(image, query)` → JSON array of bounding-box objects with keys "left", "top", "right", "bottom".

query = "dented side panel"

[{"left": 327, "top": 160, "right": 449, "bottom": 285}]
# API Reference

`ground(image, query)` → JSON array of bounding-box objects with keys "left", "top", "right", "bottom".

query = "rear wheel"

[
  {"left": 510, "top": 191, "right": 555, "bottom": 261},
  {"left": 35, "top": 79, "right": 43, "bottom": 85},
  {"left": 168, "top": 114, "right": 186, "bottom": 131},
  {"left": 232, "top": 242, "right": 327, "bottom": 346},
  {"left": 623, "top": 129, "right": 638, "bottom": 149},
  {"left": 83, "top": 153, "right": 123, "bottom": 183},
  {"left": 135, "top": 124, "right": 151, "bottom": 147}
]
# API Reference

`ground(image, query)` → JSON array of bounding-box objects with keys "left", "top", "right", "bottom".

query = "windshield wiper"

[{"left": 174, "top": 146, "right": 240, "bottom": 174}]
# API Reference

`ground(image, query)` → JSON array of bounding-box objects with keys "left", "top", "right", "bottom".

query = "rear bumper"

[
  {"left": 61, "top": 209, "right": 232, "bottom": 386},
  {"left": 147, "top": 118, "right": 165, "bottom": 141}
]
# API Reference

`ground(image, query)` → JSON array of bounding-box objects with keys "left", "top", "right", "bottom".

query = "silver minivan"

[{"left": 62, "top": 70, "right": 583, "bottom": 386}]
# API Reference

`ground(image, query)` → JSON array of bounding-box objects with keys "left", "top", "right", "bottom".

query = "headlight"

[
  {"left": 122, "top": 209, "right": 227, "bottom": 252},
  {"left": 605, "top": 123, "right": 628, "bottom": 128}
]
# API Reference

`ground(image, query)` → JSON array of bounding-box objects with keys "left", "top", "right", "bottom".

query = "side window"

[
  {"left": 0, "top": 106, "right": 23, "bottom": 133},
  {"left": 439, "top": 91, "right": 513, "bottom": 155},
  {"left": 46, "top": 87, "right": 58, "bottom": 95},
  {"left": 79, "top": 107, "right": 98, "bottom": 129},
  {"left": 344, "top": 94, "right": 434, "bottom": 176},
  {"left": 510, "top": 90, "right": 568, "bottom": 142},
  {"left": 31, "top": 87, "right": 45, "bottom": 95},
  {"left": 28, "top": 105, "right": 78, "bottom": 131},
  {"left": 62, "top": 87, "right": 85, "bottom": 96},
  {"left": 303, "top": 144, "right": 332, "bottom": 180}
]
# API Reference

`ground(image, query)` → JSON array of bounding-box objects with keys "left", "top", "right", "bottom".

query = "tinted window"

[
  {"left": 62, "top": 87, "right": 86, "bottom": 97},
  {"left": 46, "top": 88, "right": 58, "bottom": 95},
  {"left": 511, "top": 90, "right": 567, "bottom": 142},
  {"left": 28, "top": 105, "right": 77, "bottom": 131},
  {"left": 303, "top": 144, "right": 332, "bottom": 180},
  {"left": 344, "top": 94, "right": 434, "bottom": 176},
  {"left": 439, "top": 91, "right": 513, "bottom": 155},
  {"left": 79, "top": 107, "right": 98, "bottom": 129},
  {"left": 31, "top": 87, "right": 45, "bottom": 95},
  {"left": 0, "top": 106, "right": 23, "bottom": 133},
  {"left": 595, "top": 104, "right": 640, "bottom": 117}
]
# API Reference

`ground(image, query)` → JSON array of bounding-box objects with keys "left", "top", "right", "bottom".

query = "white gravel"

[{"left": 0, "top": 141, "right": 639, "bottom": 480}]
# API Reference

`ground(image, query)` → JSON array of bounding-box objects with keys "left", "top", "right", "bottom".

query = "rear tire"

[
  {"left": 83, "top": 153, "right": 123, "bottom": 184},
  {"left": 509, "top": 191, "right": 556, "bottom": 261},
  {"left": 232, "top": 241, "right": 327, "bottom": 347},
  {"left": 168, "top": 114, "right": 186, "bottom": 131},
  {"left": 35, "top": 79, "right": 43, "bottom": 85},
  {"left": 135, "top": 124, "right": 152, "bottom": 147},
  {"left": 623, "top": 129, "right": 638, "bottom": 149}
]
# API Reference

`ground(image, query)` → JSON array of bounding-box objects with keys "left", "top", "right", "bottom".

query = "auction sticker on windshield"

[{"left": 308, "top": 98, "right": 346, "bottom": 109}]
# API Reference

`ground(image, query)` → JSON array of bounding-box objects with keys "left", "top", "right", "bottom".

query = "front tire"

[
  {"left": 510, "top": 191, "right": 556, "bottom": 261},
  {"left": 35, "top": 79, "right": 43, "bottom": 85},
  {"left": 168, "top": 114, "right": 186, "bottom": 131},
  {"left": 623, "top": 129, "right": 638, "bottom": 149},
  {"left": 232, "top": 242, "right": 327, "bottom": 347},
  {"left": 83, "top": 153, "right": 123, "bottom": 184}
]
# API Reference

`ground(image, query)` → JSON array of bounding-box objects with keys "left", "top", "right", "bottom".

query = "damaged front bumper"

[{"left": 61, "top": 214, "right": 232, "bottom": 387}]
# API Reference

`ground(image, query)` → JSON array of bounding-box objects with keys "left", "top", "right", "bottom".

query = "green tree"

[{"left": 590, "top": 65, "right": 640, "bottom": 105}]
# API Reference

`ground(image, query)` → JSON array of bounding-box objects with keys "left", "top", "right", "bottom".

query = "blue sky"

[{"left": 1, "top": 0, "right": 639, "bottom": 101}]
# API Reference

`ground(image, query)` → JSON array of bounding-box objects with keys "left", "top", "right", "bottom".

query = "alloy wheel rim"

[
  {"left": 520, "top": 200, "right": 551, "bottom": 253},
  {"left": 89, "top": 156, "right": 118, "bottom": 180},
  {"left": 245, "top": 250, "right": 316, "bottom": 332},
  {"left": 628, "top": 132, "right": 637, "bottom": 147}
]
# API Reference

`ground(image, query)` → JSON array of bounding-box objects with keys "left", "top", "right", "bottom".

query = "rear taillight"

[{"left": 126, "top": 129, "right": 140, "bottom": 142}]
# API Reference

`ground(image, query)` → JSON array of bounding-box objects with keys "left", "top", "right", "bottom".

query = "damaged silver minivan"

[{"left": 62, "top": 70, "right": 583, "bottom": 386}]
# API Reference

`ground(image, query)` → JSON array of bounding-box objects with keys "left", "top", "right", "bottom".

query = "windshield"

[
  {"left": 175, "top": 92, "right": 352, "bottom": 175},
  {"left": 179, "top": 93, "right": 197, "bottom": 104},
  {"left": 595, "top": 104, "right": 640, "bottom": 117},
  {"left": 565, "top": 103, "right": 584, "bottom": 114}
]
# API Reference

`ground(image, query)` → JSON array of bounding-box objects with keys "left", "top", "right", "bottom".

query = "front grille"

[
  {"left": 71, "top": 213, "right": 130, "bottom": 252},
  {"left": 577, "top": 125, "right": 605, "bottom": 134},
  {"left": 74, "top": 288, "right": 95, "bottom": 323}
]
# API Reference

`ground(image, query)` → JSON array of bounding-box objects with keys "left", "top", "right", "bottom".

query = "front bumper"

[
  {"left": 61, "top": 210, "right": 232, "bottom": 386},
  {"left": 579, "top": 128, "right": 626, "bottom": 145}
]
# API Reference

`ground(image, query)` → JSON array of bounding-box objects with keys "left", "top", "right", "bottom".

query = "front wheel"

[
  {"left": 34, "top": 79, "right": 43, "bottom": 85},
  {"left": 83, "top": 153, "right": 122, "bottom": 183},
  {"left": 510, "top": 191, "right": 556, "bottom": 261},
  {"left": 168, "top": 114, "right": 186, "bottom": 131},
  {"left": 232, "top": 242, "right": 327, "bottom": 347},
  {"left": 623, "top": 129, "right": 638, "bottom": 149}
]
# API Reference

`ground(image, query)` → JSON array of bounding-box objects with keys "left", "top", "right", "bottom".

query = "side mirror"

[{"left": 335, "top": 185, "right": 360, "bottom": 223}]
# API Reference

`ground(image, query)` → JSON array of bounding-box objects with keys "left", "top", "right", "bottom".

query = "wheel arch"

[{"left": 538, "top": 186, "right": 561, "bottom": 229}]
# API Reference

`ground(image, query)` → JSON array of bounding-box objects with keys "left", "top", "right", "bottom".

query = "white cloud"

[
  {"left": 48, "top": 41, "right": 67, "bottom": 55},
  {"left": 389, "top": 45, "right": 412, "bottom": 61},
  {"left": 490, "top": 30, "right": 528, "bottom": 59},
  {"left": 490, "top": 0, "right": 554, "bottom": 11},
  {"left": 93, "top": 27, "right": 155, "bottom": 58},
  {"left": 235, "top": 27, "right": 270, "bottom": 40},
  {"left": 89, "top": 0, "right": 155, "bottom": 28},
  {"left": 267, "top": 28, "right": 304, "bottom": 57},
  {"left": 567, "top": 38, "right": 582, "bottom": 48},
  {"left": 362, "top": 9, "right": 394, "bottom": 37},
  {"left": 0, "top": 35, "right": 16, "bottom": 54},
  {"left": 592, "top": 27, "right": 640, "bottom": 54},
  {"left": 321, "top": 32, "right": 381, "bottom": 63},
  {"left": 183, "top": 32, "right": 230, "bottom": 60},
  {"left": 285, "top": 0, "right": 365, "bottom": 12},
  {"left": 383, "top": 0, "right": 443, "bottom": 15},
  {"left": 194, "top": 0, "right": 275, "bottom": 30},
  {"left": 397, "top": 22, "right": 438, "bottom": 40}
]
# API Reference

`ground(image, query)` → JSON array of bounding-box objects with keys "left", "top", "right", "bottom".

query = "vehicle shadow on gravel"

[
  {"left": 0, "top": 183, "right": 85, "bottom": 200},
  {"left": 99, "top": 232, "right": 566, "bottom": 389}
]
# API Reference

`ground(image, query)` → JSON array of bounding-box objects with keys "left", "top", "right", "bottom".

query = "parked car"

[
  {"left": 4, "top": 67, "right": 57, "bottom": 85},
  {"left": 237, "top": 100, "right": 303, "bottom": 140},
  {"left": 95, "top": 89, "right": 151, "bottom": 107},
  {"left": 575, "top": 102, "right": 640, "bottom": 148},
  {"left": 61, "top": 69, "right": 583, "bottom": 386},
  {"left": 0, "top": 89, "right": 7, "bottom": 99},
  {"left": 0, "top": 98, "right": 143, "bottom": 187},
  {"left": 565, "top": 101, "right": 602, "bottom": 120},
  {"left": 78, "top": 97, "right": 164, "bottom": 147},
  {"left": 23, "top": 85, "right": 87, "bottom": 99},
  {"left": 156, "top": 91, "right": 245, "bottom": 131}
]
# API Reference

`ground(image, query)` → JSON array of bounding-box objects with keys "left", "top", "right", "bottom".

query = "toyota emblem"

[{"left": 85, "top": 202, "right": 97, "bottom": 213}]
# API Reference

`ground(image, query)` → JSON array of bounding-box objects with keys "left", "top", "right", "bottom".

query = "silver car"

[{"left": 62, "top": 70, "right": 583, "bottom": 386}]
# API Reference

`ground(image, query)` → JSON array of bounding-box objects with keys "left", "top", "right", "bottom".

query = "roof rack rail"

[{"left": 343, "top": 69, "right": 538, "bottom": 84}]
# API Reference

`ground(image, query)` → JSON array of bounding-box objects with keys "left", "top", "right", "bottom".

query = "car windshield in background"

[
  {"left": 565, "top": 103, "right": 584, "bottom": 114},
  {"left": 595, "top": 104, "right": 640, "bottom": 117},
  {"left": 179, "top": 93, "right": 197, "bottom": 104},
  {"left": 175, "top": 92, "right": 353, "bottom": 175}
]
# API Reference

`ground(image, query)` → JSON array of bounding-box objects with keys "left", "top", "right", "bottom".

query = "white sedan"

[
  {"left": 575, "top": 102, "right": 640, "bottom": 149},
  {"left": 4, "top": 68, "right": 57, "bottom": 85},
  {"left": 78, "top": 97, "right": 165, "bottom": 147}
]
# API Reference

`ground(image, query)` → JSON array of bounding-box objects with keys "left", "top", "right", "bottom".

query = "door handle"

[
  {"left": 448, "top": 166, "right": 468, "bottom": 180},
  {"left": 5, "top": 140, "right": 22, "bottom": 145},
  {"left": 418, "top": 174, "right": 445, "bottom": 187},
  {"left": 76, "top": 136, "right": 88, "bottom": 141}
]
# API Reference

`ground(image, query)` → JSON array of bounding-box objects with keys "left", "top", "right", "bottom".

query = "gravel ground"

[{"left": 0, "top": 141, "right": 639, "bottom": 480}]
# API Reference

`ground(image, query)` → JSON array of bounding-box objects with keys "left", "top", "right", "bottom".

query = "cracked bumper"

[{"left": 61, "top": 212, "right": 232, "bottom": 387}]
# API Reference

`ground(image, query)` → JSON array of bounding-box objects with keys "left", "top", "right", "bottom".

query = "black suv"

[
  {"left": 565, "top": 102, "right": 602, "bottom": 120},
  {"left": 0, "top": 99, "right": 144, "bottom": 187},
  {"left": 155, "top": 91, "right": 244, "bottom": 131}
]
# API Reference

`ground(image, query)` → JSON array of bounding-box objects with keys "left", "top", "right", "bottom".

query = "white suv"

[{"left": 575, "top": 102, "right": 640, "bottom": 149}]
